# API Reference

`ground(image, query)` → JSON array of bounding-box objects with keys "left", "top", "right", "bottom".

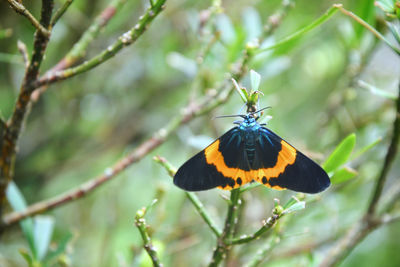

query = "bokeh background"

[{"left": 1, "top": 0, "right": 399, "bottom": 266}]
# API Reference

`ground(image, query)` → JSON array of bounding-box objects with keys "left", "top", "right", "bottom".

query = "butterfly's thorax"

[{"left": 238, "top": 116, "right": 261, "bottom": 166}]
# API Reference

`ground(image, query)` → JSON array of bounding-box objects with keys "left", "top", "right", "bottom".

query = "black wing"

[
  {"left": 173, "top": 128, "right": 251, "bottom": 191},
  {"left": 252, "top": 127, "right": 330, "bottom": 194}
]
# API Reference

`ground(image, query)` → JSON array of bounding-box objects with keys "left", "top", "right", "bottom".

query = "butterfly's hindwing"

[{"left": 253, "top": 128, "right": 330, "bottom": 193}]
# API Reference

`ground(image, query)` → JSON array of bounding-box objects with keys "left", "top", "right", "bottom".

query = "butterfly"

[{"left": 173, "top": 109, "right": 330, "bottom": 193}]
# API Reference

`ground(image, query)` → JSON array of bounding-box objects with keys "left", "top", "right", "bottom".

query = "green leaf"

[
  {"left": 330, "top": 167, "right": 358, "bottom": 184},
  {"left": 358, "top": 80, "right": 397, "bottom": 100},
  {"left": 6, "top": 182, "right": 37, "bottom": 259},
  {"left": 250, "top": 69, "right": 261, "bottom": 91},
  {"left": 257, "top": 5, "right": 339, "bottom": 54},
  {"left": 283, "top": 195, "right": 298, "bottom": 209},
  {"left": 323, "top": 133, "right": 356, "bottom": 174},
  {"left": 232, "top": 78, "right": 248, "bottom": 104},
  {"left": 282, "top": 201, "right": 305, "bottom": 215},
  {"left": 34, "top": 216, "right": 55, "bottom": 260}
]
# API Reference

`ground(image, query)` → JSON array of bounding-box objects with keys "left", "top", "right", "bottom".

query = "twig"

[
  {"left": 209, "top": 189, "right": 242, "bottom": 267},
  {"left": 334, "top": 4, "right": 400, "bottom": 55},
  {"left": 6, "top": 0, "right": 50, "bottom": 37},
  {"left": 0, "top": 0, "right": 54, "bottom": 217},
  {"left": 135, "top": 206, "right": 163, "bottom": 267},
  {"left": 50, "top": 0, "right": 74, "bottom": 26},
  {"left": 227, "top": 208, "right": 281, "bottom": 245},
  {"left": 32, "top": 0, "right": 129, "bottom": 101},
  {"left": 320, "top": 84, "right": 400, "bottom": 266},
  {"left": 153, "top": 156, "right": 222, "bottom": 237},
  {"left": 34, "top": 0, "right": 167, "bottom": 88}
]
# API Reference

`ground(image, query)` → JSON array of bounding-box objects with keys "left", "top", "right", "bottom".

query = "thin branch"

[
  {"left": 135, "top": 206, "right": 163, "bottom": 267},
  {"left": 0, "top": 0, "right": 54, "bottom": 216},
  {"left": 154, "top": 156, "right": 222, "bottom": 237},
  {"left": 227, "top": 209, "right": 281, "bottom": 245},
  {"left": 6, "top": 0, "right": 50, "bottom": 37},
  {"left": 50, "top": 0, "right": 74, "bottom": 27},
  {"left": 34, "top": 0, "right": 167, "bottom": 88},
  {"left": 334, "top": 4, "right": 400, "bottom": 55},
  {"left": 209, "top": 189, "right": 242, "bottom": 267},
  {"left": 32, "top": 0, "right": 129, "bottom": 101}
]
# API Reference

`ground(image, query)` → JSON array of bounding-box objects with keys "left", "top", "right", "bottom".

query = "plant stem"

[
  {"left": 51, "top": 0, "right": 74, "bottom": 26},
  {"left": 0, "top": 0, "right": 54, "bottom": 218},
  {"left": 32, "top": 0, "right": 129, "bottom": 101},
  {"left": 135, "top": 207, "right": 163, "bottom": 267},
  {"left": 208, "top": 189, "right": 241, "bottom": 267},
  {"left": 6, "top": 0, "right": 50, "bottom": 37}
]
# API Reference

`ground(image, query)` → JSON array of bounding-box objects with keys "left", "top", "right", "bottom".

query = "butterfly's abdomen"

[{"left": 243, "top": 129, "right": 258, "bottom": 166}]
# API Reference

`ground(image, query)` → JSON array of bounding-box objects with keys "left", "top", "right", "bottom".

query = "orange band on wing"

[{"left": 204, "top": 139, "right": 297, "bottom": 190}]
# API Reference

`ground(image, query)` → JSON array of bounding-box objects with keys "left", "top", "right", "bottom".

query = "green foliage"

[{"left": 323, "top": 133, "right": 356, "bottom": 174}]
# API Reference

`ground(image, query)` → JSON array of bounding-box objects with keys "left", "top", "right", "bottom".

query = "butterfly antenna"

[
  {"left": 250, "top": 106, "right": 271, "bottom": 116},
  {"left": 214, "top": 114, "right": 246, "bottom": 119}
]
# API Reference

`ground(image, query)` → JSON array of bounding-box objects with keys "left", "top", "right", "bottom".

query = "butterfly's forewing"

[
  {"left": 173, "top": 128, "right": 249, "bottom": 191},
  {"left": 252, "top": 128, "right": 330, "bottom": 193}
]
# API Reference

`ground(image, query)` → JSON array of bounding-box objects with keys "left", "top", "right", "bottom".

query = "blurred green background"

[{"left": 1, "top": 0, "right": 399, "bottom": 266}]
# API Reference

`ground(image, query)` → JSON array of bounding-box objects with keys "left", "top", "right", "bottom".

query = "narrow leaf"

[
  {"left": 232, "top": 78, "right": 247, "bottom": 103},
  {"left": 6, "top": 182, "right": 37, "bottom": 259},
  {"left": 283, "top": 201, "right": 305, "bottom": 215},
  {"left": 250, "top": 69, "right": 261, "bottom": 91},
  {"left": 34, "top": 216, "right": 55, "bottom": 260},
  {"left": 330, "top": 167, "right": 358, "bottom": 184},
  {"left": 323, "top": 133, "right": 356, "bottom": 173}
]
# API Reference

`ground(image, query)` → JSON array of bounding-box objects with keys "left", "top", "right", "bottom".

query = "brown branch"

[
  {"left": 0, "top": 0, "right": 54, "bottom": 216},
  {"left": 6, "top": 0, "right": 51, "bottom": 37},
  {"left": 32, "top": 0, "right": 128, "bottom": 101}
]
